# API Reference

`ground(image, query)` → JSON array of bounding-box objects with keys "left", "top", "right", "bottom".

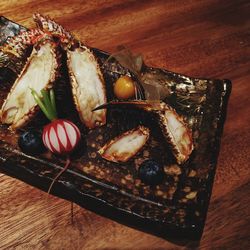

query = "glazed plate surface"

[{"left": 0, "top": 16, "right": 231, "bottom": 240}]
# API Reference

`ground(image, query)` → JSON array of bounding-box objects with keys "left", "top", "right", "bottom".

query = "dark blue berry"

[
  {"left": 18, "top": 130, "right": 45, "bottom": 155},
  {"left": 138, "top": 159, "right": 164, "bottom": 185}
]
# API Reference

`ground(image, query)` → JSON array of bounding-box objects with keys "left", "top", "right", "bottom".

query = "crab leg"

[
  {"left": 94, "top": 100, "right": 194, "bottom": 164},
  {"left": 99, "top": 126, "right": 150, "bottom": 163},
  {"left": 0, "top": 29, "right": 47, "bottom": 59},
  {"left": 67, "top": 46, "right": 107, "bottom": 128},
  {"left": 0, "top": 38, "right": 60, "bottom": 129},
  {"left": 33, "top": 13, "right": 107, "bottom": 129},
  {"left": 33, "top": 13, "right": 75, "bottom": 47}
]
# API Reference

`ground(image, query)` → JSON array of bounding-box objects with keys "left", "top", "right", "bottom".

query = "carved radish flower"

[
  {"left": 42, "top": 119, "right": 81, "bottom": 154},
  {"left": 31, "top": 88, "right": 81, "bottom": 193},
  {"left": 31, "top": 88, "right": 81, "bottom": 154}
]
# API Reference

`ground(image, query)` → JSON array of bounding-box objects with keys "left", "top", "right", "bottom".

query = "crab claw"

[
  {"left": 99, "top": 126, "right": 150, "bottom": 163},
  {"left": 93, "top": 100, "right": 193, "bottom": 164}
]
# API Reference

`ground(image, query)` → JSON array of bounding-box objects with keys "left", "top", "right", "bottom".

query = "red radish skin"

[
  {"left": 42, "top": 119, "right": 81, "bottom": 155},
  {"left": 30, "top": 88, "right": 82, "bottom": 193},
  {"left": 43, "top": 119, "right": 81, "bottom": 194}
]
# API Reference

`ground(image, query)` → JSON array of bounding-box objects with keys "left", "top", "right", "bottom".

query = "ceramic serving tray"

[{"left": 0, "top": 16, "right": 231, "bottom": 240}]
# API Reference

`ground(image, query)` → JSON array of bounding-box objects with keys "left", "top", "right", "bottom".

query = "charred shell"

[
  {"left": 94, "top": 100, "right": 194, "bottom": 164},
  {"left": 33, "top": 13, "right": 76, "bottom": 48},
  {"left": 0, "top": 29, "right": 49, "bottom": 74},
  {"left": 0, "top": 29, "right": 47, "bottom": 58},
  {"left": 33, "top": 13, "right": 107, "bottom": 129},
  {"left": 0, "top": 38, "right": 60, "bottom": 129},
  {"left": 67, "top": 45, "right": 107, "bottom": 129},
  {"left": 99, "top": 126, "right": 150, "bottom": 163}
]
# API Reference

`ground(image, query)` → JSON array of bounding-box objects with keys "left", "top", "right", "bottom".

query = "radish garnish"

[
  {"left": 42, "top": 119, "right": 81, "bottom": 154},
  {"left": 31, "top": 88, "right": 81, "bottom": 193}
]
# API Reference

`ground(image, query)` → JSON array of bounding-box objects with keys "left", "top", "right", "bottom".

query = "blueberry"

[
  {"left": 18, "top": 130, "right": 45, "bottom": 155},
  {"left": 138, "top": 159, "right": 164, "bottom": 185}
]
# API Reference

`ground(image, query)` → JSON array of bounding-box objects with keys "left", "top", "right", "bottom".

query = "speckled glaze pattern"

[{"left": 0, "top": 16, "right": 231, "bottom": 240}]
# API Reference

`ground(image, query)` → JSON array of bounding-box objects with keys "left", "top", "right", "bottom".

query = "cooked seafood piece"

[
  {"left": 99, "top": 126, "right": 150, "bottom": 163},
  {"left": 0, "top": 29, "right": 49, "bottom": 74},
  {"left": 67, "top": 46, "right": 107, "bottom": 129},
  {"left": 0, "top": 29, "right": 46, "bottom": 58},
  {"left": 33, "top": 13, "right": 107, "bottom": 128},
  {"left": 33, "top": 13, "right": 75, "bottom": 48},
  {"left": 0, "top": 38, "right": 60, "bottom": 129},
  {"left": 94, "top": 101, "right": 194, "bottom": 164}
]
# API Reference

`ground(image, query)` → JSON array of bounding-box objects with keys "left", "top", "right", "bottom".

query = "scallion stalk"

[{"left": 30, "top": 88, "right": 57, "bottom": 121}]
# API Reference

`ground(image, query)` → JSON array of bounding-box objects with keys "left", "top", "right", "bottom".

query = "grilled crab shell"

[
  {"left": 67, "top": 45, "right": 107, "bottom": 129},
  {"left": 94, "top": 101, "right": 194, "bottom": 164},
  {"left": 0, "top": 29, "right": 49, "bottom": 74},
  {"left": 33, "top": 13, "right": 76, "bottom": 48},
  {"left": 99, "top": 126, "right": 150, "bottom": 163},
  {"left": 33, "top": 13, "right": 107, "bottom": 129},
  {"left": 153, "top": 102, "right": 194, "bottom": 164},
  {"left": 0, "top": 38, "right": 60, "bottom": 129},
  {"left": 0, "top": 29, "right": 48, "bottom": 58}
]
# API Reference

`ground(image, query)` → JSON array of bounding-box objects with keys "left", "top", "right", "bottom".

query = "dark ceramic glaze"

[{"left": 0, "top": 16, "right": 231, "bottom": 240}]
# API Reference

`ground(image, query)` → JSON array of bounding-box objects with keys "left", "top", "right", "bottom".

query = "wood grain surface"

[{"left": 0, "top": 0, "right": 250, "bottom": 249}]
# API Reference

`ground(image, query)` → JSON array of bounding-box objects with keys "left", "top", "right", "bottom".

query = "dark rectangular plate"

[{"left": 0, "top": 16, "right": 231, "bottom": 241}]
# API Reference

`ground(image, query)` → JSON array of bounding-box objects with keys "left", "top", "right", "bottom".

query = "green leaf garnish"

[
  {"left": 30, "top": 88, "right": 57, "bottom": 121},
  {"left": 49, "top": 88, "right": 57, "bottom": 117}
]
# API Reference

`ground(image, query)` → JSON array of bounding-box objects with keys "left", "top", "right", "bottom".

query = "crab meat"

[
  {"left": 67, "top": 46, "right": 107, "bottom": 129},
  {"left": 94, "top": 101, "right": 194, "bottom": 164},
  {"left": 156, "top": 103, "right": 194, "bottom": 164},
  {"left": 0, "top": 29, "right": 50, "bottom": 74},
  {"left": 33, "top": 13, "right": 107, "bottom": 129},
  {"left": 0, "top": 39, "right": 60, "bottom": 129},
  {"left": 99, "top": 126, "right": 150, "bottom": 163}
]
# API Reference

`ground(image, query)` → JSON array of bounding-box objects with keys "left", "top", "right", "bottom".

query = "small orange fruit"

[{"left": 114, "top": 75, "right": 135, "bottom": 100}]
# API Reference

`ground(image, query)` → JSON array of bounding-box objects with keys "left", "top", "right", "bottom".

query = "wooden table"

[{"left": 0, "top": 0, "right": 249, "bottom": 249}]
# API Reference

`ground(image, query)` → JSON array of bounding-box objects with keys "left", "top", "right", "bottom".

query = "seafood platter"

[{"left": 0, "top": 14, "right": 231, "bottom": 240}]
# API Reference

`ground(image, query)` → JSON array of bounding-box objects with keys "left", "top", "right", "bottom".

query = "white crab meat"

[
  {"left": 94, "top": 100, "right": 194, "bottom": 164},
  {"left": 99, "top": 126, "right": 150, "bottom": 163},
  {"left": 1, "top": 40, "right": 59, "bottom": 129},
  {"left": 67, "top": 46, "right": 106, "bottom": 129},
  {"left": 160, "top": 108, "right": 194, "bottom": 164}
]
